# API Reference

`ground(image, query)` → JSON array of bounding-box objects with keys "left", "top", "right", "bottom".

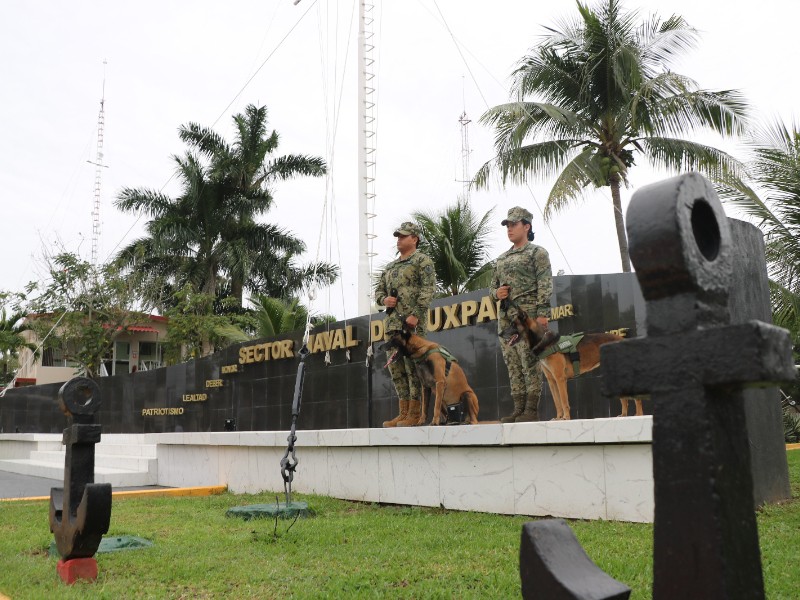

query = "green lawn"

[{"left": 1, "top": 451, "right": 797, "bottom": 599}]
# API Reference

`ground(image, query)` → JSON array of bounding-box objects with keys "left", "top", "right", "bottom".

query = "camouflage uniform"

[
  {"left": 375, "top": 223, "right": 437, "bottom": 409},
  {"left": 491, "top": 207, "right": 553, "bottom": 421}
]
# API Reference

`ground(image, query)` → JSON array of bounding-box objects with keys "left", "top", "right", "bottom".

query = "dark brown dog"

[
  {"left": 382, "top": 328, "right": 479, "bottom": 425},
  {"left": 502, "top": 310, "right": 641, "bottom": 420}
]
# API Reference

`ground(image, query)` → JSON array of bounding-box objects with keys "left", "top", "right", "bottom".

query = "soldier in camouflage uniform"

[
  {"left": 375, "top": 221, "right": 437, "bottom": 427},
  {"left": 491, "top": 207, "right": 553, "bottom": 422}
]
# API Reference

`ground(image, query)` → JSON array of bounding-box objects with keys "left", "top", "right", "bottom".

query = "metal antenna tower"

[
  {"left": 88, "top": 60, "right": 108, "bottom": 265},
  {"left": 357, "top": 0, "right": 377, "bottom": 315},
  {"left": 458, "top": 110, "right": 472, "bottom": 201}
]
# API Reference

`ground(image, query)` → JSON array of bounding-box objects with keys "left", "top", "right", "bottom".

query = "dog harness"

[
  {"left": 413, "top": 345, "right": 458, "bottom": 378},
  {"left": 537, "top": 333, "right": 585, "bottom": 376}
]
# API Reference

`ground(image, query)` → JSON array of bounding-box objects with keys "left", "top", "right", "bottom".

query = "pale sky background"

[{"left": 1, "top": 0, "right": 798, "bottom": 320}]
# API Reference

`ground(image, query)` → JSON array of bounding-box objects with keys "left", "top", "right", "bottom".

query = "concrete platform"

[{"left": 2, "top": 419, "right": 655, "bottom": 522}]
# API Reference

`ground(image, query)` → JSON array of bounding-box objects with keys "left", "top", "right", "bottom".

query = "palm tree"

[
  {"left": 475, "top": 0, "right": 749, "bottom": 271},
  {"left": 249, "top": 295, "right": 335, "bottom": 339},
  {"left": 178, "top": 104, "right": 333, "bottom": 304},
  {"left": 413, "top": 199, "right": 495, "bottom": 296},
  {"left": 718, "top": 119, "right": 800, "bottom": 353},
  {"left": 115, "top": 104, "right": 338, "bottom": 310}
]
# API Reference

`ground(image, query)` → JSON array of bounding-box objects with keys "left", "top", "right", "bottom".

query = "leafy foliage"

[
  {"left": 785, "top": 407, "right": 800, "bottom": 444},
  {"left": 115, "top": 104, "right": 338, "bottom": 312},
  {"left": 717, "top": 119, "right": 800, "bottom": 360},
  {"left": 0, "top": 296, "right": 36, "bottom": 386},
  {"left": 162, "top": 286, "right": 249, "bottom": 363},
  {"left": 24, "top": 253, "right": 150, "bottom": 379},
  {"left": 413, "top": 199, "right": 495, "bottom": 296},
  {"left": 475, "top": 0, "right": 749, "bottom": 271},
  {"left": 248, "top": 295, "right": 336, "bottom": 339}
]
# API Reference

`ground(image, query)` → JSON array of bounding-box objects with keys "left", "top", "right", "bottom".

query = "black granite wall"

[{"left": 0, "top": 273, "right": 649, "bottom": 433}]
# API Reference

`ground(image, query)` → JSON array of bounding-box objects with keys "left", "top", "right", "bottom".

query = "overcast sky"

[{"left": 2, "top": 0, "right": 798, "bottom": 320}]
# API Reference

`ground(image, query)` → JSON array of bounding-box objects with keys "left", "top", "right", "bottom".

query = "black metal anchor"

[
  {"left": 519, "top": 173, "right": 795, "bottom": 598},
  {"left": 49, "top": 377, "right": 112, "bottom": 561}
]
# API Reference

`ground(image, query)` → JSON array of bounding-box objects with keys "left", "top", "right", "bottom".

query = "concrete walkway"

[{"left": 0, "top": 470, "right": 171, "bottom": 500}]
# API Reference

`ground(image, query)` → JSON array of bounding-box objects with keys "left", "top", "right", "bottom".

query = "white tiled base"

[
  {"left": 2, "top": 420, "right": 653, "bottom": 521},
  {"left": 151, "top": 417, "right": 654, "bottom": 522}
]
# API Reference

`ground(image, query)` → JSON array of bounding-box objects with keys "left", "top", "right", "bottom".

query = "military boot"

[
  {"left": 397, "top": 399, "right": 421, "bottom": 426},
  {"left": 383, "top": 399, "right": 409, "bottom": 428},
  {"left": 501, "top": 394, "right": 526, "bottom": 423},
  {"left": 515, "top": 391, "right": 540, "bottom": 422}
]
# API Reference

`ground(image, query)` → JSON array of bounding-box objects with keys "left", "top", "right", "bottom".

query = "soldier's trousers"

[
  {"left": 385, "top": 327, "right": 426, "bottom": 401},
  {"left": 387, "top": 355, "right": 422, "bottom": 401},
  {"left": 500, "top": 336, "right": 543, "bottom": 400}
]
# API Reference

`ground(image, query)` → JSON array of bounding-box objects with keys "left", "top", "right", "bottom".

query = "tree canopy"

[
  {"left": 115, "top": 104, "right": 338, "bottom": 311},
  {"left": 718, "top": 119, "right": 800, "bottom": 357},
  {"left": 413, "top": 199, "right": 494, "bottom": 296},
  {"left": 475, "top": 0, "right": 749, "bottom": 271}
]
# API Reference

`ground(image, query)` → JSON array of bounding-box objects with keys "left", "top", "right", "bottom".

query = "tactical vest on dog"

[
  {"left": 413, "top": 345, "right": 459, "bottom": 374},
  {"left": 538, "top": 333, "right": 585, "bottom": 375}
]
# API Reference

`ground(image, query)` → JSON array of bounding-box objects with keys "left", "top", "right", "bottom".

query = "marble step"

[{"left": 0, "top": 458, "right": 156, "bottom": 487}]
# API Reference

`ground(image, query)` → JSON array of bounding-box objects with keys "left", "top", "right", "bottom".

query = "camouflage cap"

[
  {"left": 501, "top": 206, "right": 533, "bottom": 226},
  {"left": 393, "top": 221, "right": 421, "bottom": 237}
]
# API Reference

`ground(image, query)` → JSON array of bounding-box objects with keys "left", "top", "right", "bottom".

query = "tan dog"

[
  {"left": 382, "top": 328, "right": 479, "bottom": 425},
  {"left": 502, "top": 310, "right": 640, "bottom": 420},
  {"left": 619, "top": 396, "right": 644, "bottom": 417}
]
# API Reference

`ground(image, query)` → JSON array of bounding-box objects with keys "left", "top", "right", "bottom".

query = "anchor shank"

[{"left": 652, "top": 385, "right": 764, "bottom": 599}]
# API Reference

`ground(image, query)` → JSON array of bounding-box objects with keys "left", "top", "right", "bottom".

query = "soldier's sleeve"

[
  {"left": 534, "top": 247, "right": 553, "bottom": 318},
  {"left": 410, "top": 256, "right": 437, "bottom": 320},
  {"left": 490, "top": 258, "right": 500, "bottom": 300},
  {"left": 374, "top": 268, "right": 388, "bottom": 307}
]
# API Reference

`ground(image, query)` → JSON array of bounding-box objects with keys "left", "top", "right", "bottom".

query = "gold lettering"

[
  {"left": 460, "top": 300, "right": 478, "bottom": 326},
  {"left": 182, "top": 393, "right": 208, "bottom": 402},
  {"left": 246, "top": 346, "right": 256, "bottom": 364},
  {"left": 370, "top": 320, "right": 384, "bottom": 343},
  {"left": 141, "top": 407, "right": 185, "bottom": 416},
  {"left": 281, "top": 340, "right": 294, "bottom": 357},
  {"left": 238, "top": 347, "right": 247, "bottom": 365},
  {"left": 443, "top": 304, "right": 461, "bottom": 330},
  {"left": 427, "top": 306, "right": 442, "bottom": 332},
  {"left": 205, "top": 379, "right": 223, "bottom": 388},
  {"left": 312, "top": 333, "right": 327, "bottom": 353},
  {"left": 271, "top": 343, "right": 282, "bottom": 359},
  {"left": 253, "top": 345, "right": 264, "bottom": 362},
  {"left": 606, "top": 327, "right": 630, "bottom": 338},
  {"left": 549, "top": 303, "right": 575, "bottom": 321},
  {"left": 221, "top": 364, "right": 239, "bottom": 374},
  {"left": 331, "top": 328, "right": 345, "bottom": 350},
  {"left": 345, "top": 326, "right": 359, "bottom": 348},
  {"left": 476, "top": 295, "right": 497, "bottom": 323}
]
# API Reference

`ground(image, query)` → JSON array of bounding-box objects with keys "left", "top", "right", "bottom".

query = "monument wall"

[{"left": 0, "top": 273, "right": 647, "bottom": 434}]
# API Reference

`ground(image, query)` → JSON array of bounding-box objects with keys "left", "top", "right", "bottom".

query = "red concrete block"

[{"left": 56, "top": 558, "right": 98, "bottom": 584}]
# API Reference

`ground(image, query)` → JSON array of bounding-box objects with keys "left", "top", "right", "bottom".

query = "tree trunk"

[
  {"left": 232, "top": 278, "right": 244, "bottom": 308},
  {"left": 610, "top": 179, "right": 632, "bottom": 273}
]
